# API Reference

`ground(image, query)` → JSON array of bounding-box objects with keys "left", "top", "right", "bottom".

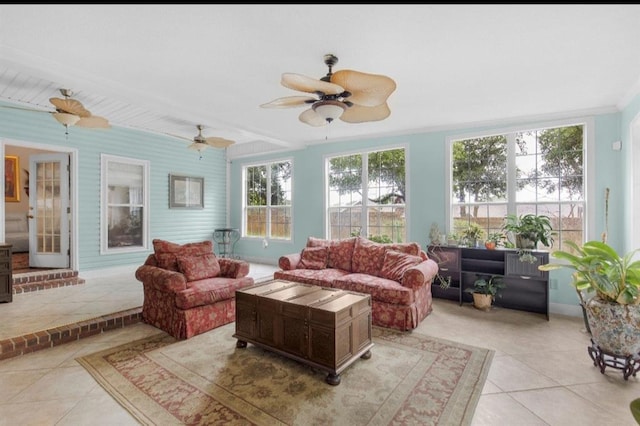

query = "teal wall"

[
  {"left": 230, "top": 111, "right": 631, "bottom": 311},
  {"left": 1, "top": 101, "right": 228, "bottom": 271},
  {"left": 2, "top": 94, "right": 637, "bottom": 312}
]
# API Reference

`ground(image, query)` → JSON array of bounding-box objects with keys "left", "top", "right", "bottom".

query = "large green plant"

[
  {"left": 538, "top": 241, "right": 640, "bottom": 305},
  {"left": 502, "top": 213, "right": 554, "bottom": 248},
  {"left": 464, "top": 274, "right": 506, "bottom": 297}
]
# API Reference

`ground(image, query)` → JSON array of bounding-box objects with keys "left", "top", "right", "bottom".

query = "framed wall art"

[
  {"left": 5, "top": 155, "right": 20, "bottom": 202},
  {"left": 169, "top": 174, "right": 204, "bottom": 209}
]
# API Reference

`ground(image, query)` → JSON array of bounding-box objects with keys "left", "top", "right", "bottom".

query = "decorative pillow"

[
  {"left": 152, "top": 239, "right": 213, "bottom": 271},
  {"left": 351, "top": 237, "right": 387, "bottom": 276},
  {"left": 307, "top": 236, "right": 330, "bottom": 248},
  {"left": 299, "top": 246, "right": 329, "bottom": 270},
  {"left": 176, "top": 253, "right": 221, "bottom": 281},
  {"left": 380, "top": 249, "right": 423, "bottom": 282},
  {"left": 385, "top": 242, "right": 421, "bottom": 256},
  {"left": 328, "top": 237, "right": 356, "bottom": 271}
]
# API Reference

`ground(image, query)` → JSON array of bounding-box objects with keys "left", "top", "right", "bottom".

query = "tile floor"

[{"left": 0, "top": 264, "right": 638, "bottom": 426}]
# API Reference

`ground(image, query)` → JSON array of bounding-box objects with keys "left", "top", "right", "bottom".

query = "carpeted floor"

[{"left": 77, "top": 322, "right": 493, "bottom": 425}]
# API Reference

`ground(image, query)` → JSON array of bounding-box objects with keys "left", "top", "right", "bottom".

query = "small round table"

[{"left": 213, "top": 228, "right": 240, "bottom": 258}]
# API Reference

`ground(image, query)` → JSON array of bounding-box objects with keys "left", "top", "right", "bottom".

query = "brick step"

[
  {"left": 0, "top": 307, "right": 142, "bottom": 361},
  {"left": 13, "top": 269, "right": 86, "bottom": 294}
]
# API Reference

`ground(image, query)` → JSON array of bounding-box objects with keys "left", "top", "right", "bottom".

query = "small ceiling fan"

[
  {"left": 0, "top": 88, "right": 110, "bottom": 134},
  {"left": 261, "top": 54, "right": 396, "bottom": 127},
  {"left": 49, "top": 88, "right": 110, "bottom": 130},
  {"left": 171, "top": 125, "right": 235, "bottom": 158}
]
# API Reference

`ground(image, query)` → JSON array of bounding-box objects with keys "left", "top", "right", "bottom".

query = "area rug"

[{"left": 77, "top": 323, "right": 493, "bottom": 425}]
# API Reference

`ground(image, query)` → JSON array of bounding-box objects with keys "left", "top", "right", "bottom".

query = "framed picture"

[
  {"left": 169, "top": 174, "right": 204, "bottom": 209},
  {"left": 5, "top": 155, "right": 20, "bottom": 202}
]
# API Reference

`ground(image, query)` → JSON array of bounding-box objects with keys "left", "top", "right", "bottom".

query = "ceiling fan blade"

[
  {"left": 281, "top": 73, "right": 344, "bottom": 95},
  {"left": 75, "top": 115, "right": 110, "bottom": 129},
  {"left": 299, "top": 108, "right": 328, "bottom": 127},
  {"left": 260, "top": 95, "right": 317, "bottom": 108},
  {"left": 331, "top": 70, "right": 397, "bottom": 107},
  {"left": 49, "top": 97, "right": 91, "bottom": 117},
  {"left": 205, "top": 137, "right": 235, "bottom": 148},
  {"left": 340, "top": 103, "right": 391, "bottom": 123}
]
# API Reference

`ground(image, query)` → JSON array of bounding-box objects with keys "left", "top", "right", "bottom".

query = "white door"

[{"left": 28, "top": 153, "right": 70, "bottom": 268}]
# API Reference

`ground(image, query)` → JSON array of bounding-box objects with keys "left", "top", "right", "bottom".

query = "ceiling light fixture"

[
  {"left": 52, "top": 111, "right": 80, "bottom": 127},
  {"left": 312, "top": 100, "right": 346, "bottom": 123}
]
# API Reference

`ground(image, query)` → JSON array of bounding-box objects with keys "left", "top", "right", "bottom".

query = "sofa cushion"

[
  {"left": 306, "top": 236, "right": 356, "bottom": 271},
  {"left": 175, "top": 276, "right": 255, "bottom": 310},
  {"left": 274, "top": 268, "right": 350, "bottom": 288},
  {"left": 176, "top": 253, "right": 221, "bottom": 281},
  {"left": 299, "top": 246, "right": 328, "bottom": 270},
  {"left": 153, "top": 239, "right": 213, "bottom": 271},
  {"left": 351, "top": 237, "right": 387, "bottom": 276},
  {"left": 380, "top": 250, "right": 423, "bottom": 282},
  {"left": 332, "top": 273, "right": 414, "bottom": 306}
]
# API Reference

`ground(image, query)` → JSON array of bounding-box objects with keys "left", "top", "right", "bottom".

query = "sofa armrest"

[
  {"left": 218, "top": 258, "right": 250, "bottom": 278},
  {"left": 278, "top": 253, "right": 301, "bottom": 270},
  {"left": 135, "top": 265, "right": 188, "bottom": 293},
  {"left": 402, "top": 258, "right": 439, "bottom": 290}
]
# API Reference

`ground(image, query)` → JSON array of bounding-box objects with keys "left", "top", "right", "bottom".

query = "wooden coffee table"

[{"left": 234, "top": 280, "right": 373, "bottom": 385}]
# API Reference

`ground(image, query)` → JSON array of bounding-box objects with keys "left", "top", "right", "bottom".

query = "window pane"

[
  {"left": 328, "top": 148, "right": 406, "bottom": 241},
  {"left": 451, "top": 124, "right": 584, "bottom": 249}
]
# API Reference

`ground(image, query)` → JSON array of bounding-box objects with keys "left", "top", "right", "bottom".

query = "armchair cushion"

[
  {"left": 152, "top": 239, "right": 213, "bottom": 271},
  {"left": 177, "top": 253, "right": 221, "bottom": 281},
  {"left": 299, "top": 246, "right": 328, "bottom": 270},
  {"left": 380, "top": 249, "right": 423, "bottom": 282}
]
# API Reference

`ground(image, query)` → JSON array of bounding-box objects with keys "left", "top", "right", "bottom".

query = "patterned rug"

[{"left": 77, "top": 323, "right": 493, "bottom": 425}]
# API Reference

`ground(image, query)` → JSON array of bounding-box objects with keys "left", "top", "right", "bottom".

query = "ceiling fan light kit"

[
  {"left": 312, "top": 100, "right": 346, "bottom": 123},
  {"left": 52, "top": 111, "right": 81, "bottom": 127},
  {"left": 261, "top": 53, "right": 396, "bottom": 128}
]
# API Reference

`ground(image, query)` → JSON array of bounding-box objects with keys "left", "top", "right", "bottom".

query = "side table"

[{"left": 213, "top": 228, "right": 240, "bottom": 258}]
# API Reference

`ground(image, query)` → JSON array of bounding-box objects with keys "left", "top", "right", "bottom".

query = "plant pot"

[
  {"left": 585, "top": 295, "right": 640, "bottom": 356},
  {"left": 515, "top": 234, "right": 536, "bottom": 249},
  {"left": 472, "top": 293, "right": 493, "bottom": 311},
  {"left": 485, "top": 241, "right": 496, "bottom": 250}
]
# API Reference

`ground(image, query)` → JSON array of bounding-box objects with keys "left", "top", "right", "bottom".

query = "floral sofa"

[
  {"left": 135, "top": 239, "right": 254, "bottom": 339},
  {"left": 274, "top": 236, "right": 439, "bottom": 331}
]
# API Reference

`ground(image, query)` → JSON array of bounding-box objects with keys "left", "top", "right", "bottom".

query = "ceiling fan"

[
  {"left": 49, "top": 88, "right": 110, "bottom": 130},
  {"left": 0, "top": 88, "right": 110, "bottom": 134},
  {"left": 260, "top": 54, "right": 396, "bottom": 127},
  {"left": 172, "top": 125, "right": 235, "bottom": 158}
]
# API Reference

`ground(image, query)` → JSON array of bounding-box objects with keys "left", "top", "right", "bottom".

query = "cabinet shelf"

[{"left": 428, "top": 245, "right": 549, "bottom": 319}]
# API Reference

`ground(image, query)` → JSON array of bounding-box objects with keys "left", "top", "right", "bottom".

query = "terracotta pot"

[
  {"left": 485, "top": 241, "right": 496, "bottom": 250},
  {"left": 586, "top": 295, "right": 640, "bottom": 356},
  {"left": 472, "top": 293, "right": 493, "bottom": 311}
]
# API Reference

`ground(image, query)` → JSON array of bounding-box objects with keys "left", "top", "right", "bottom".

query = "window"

[
  {"left": 243, "top": 160, "right": 292, "bottom": 239},
  {"left": 327, "top": 147, "right": 406, "bottom": 242},
  {"left": 101, "top": 154, "right": 149, "bottom": 253},
  {"left": 449, "top": 122, "right": 586, "bottom": 252}
]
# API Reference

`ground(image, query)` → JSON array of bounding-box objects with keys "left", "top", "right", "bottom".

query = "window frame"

[
  {"left": 324, "top": 145, "right": 408, "bottom": 242},
  {"left": 100, "top": 154, "right": 150, "bottom": 254},
  {"left": 445, "top": 117, "right": 595, "bottom": 248},
  {"left": 241, "top": 158, "right": 293, "bottom": 241}
]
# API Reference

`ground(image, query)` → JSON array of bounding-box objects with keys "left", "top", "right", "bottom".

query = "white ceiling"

[{"left": 1, "top": 4, "right": 640, "bottom": 159}]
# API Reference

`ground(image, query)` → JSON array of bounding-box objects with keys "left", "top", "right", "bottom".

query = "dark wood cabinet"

[
  {"left": 0, "top": 243, "right": 13, "bottom": 303},
  {"left": 428, "top": 245, "right": 549, "bottom": 319}
]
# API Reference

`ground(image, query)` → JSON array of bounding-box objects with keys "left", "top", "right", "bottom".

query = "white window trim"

[
  {"left": 323, "top": 143, "right": 410, "bottom": 240},
  {"left": 241, "top": 157, "right": 293, "bottom": 241},
  {"left": 100, "top": 154, "right": 150, "bottom": 254},
  {"left": 445, "top": 116, "right": 595, "bottom": 241}
]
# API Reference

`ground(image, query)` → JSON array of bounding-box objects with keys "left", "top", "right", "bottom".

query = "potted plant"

[
  {"left": 484, "top": 232, "right": 504, "bottom": 250},
  {"left": 502, "top": 214, "right": 555, "bottom": 262},
  {"left": 538, "top": 241, "right": 640, "bottom": 359},
  {"left": 461, "top": 223, "right": 485, "bottom": 248},
  {"left": 464, "top": 274, "right": 506, "bottom": 311}
]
